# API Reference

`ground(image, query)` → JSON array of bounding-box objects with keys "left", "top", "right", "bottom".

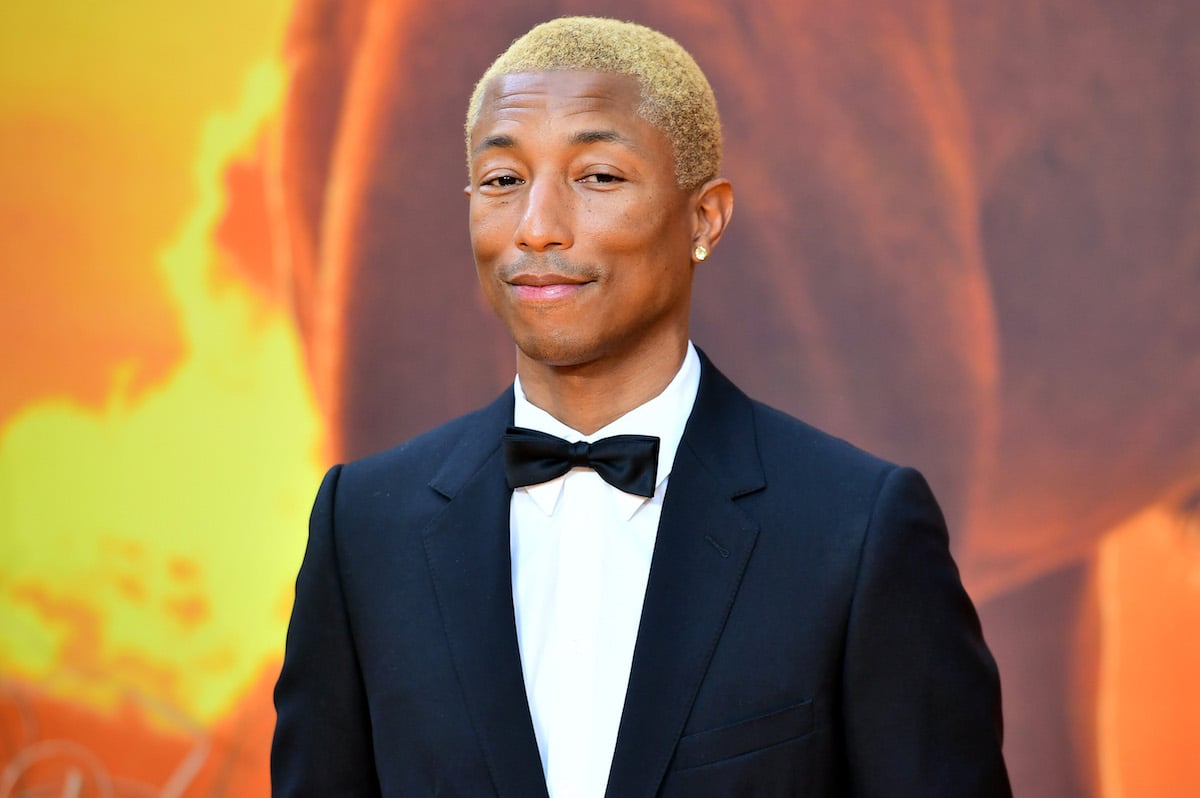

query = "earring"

[{"left": 693, "top": 244, "right": 709, "bottom": 262}]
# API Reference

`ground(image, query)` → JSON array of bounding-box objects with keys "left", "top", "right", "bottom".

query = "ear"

[{"left": 689, "top": 178, "right": 734, "bottom": 259}]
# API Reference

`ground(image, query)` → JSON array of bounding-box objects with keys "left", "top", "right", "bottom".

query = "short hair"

[{"left": 466, "top": 17, "right": 722, "bottom": 189}]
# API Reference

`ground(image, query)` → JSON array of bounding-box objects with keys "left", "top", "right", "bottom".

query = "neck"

[{"left": 516, "top": 338, "right": 689, "bottom": 435}]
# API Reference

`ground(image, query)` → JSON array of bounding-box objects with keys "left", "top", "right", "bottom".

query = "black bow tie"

[{"left": 502, "top": 426, "right": 661, "bottom": 498}]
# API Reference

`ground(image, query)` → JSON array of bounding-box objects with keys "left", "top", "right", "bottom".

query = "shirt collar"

[{"left": 512, "top": 342, "right": 702, "bottom": 520}]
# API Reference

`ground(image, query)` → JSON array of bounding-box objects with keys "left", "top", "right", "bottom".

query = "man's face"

[{"left": 468, "top": 70, "right": 700, "bottom": 371}]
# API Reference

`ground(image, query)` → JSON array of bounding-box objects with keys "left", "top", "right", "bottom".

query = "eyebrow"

[
  {"left": 473, "top": 133, "right": 516, "bottom": 156},
  {"left": 569, "top": 129, "right": 635, "bottom": 148},
  {"left": 471, "top": 129, "right": 638, "bottom": 156}
]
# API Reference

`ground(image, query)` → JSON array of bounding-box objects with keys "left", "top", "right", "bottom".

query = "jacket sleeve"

[
  {"left": 272, "top": 464, "right": 383, "bottom": 797},
  {"left": 841, "top": 466, "right": 1011, "bottom": 796}
]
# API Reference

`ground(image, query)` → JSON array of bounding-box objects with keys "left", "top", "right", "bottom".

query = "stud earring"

[{"left": 693, "top": 244, "right": 709, "bottom": 262}]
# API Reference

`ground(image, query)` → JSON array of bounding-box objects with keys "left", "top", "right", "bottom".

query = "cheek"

[
  {"left": 469, "top": 204, "right": 515, "bottom": 257},
  {"left": 593, "top": 205, "right": 670, "bottom": 254}
]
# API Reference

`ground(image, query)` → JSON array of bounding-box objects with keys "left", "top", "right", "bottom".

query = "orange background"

[{"left": 1, "top": 2, "right": 1197, "bottom": 796}]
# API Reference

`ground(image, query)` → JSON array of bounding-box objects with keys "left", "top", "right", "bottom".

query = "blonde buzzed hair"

[{"left": 466, "top": 17, "right": 722, "bottom": 189}]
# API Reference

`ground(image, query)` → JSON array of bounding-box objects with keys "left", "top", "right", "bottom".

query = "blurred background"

[{"left": 1, "top": 1, "right": 1197, "bottom": 796}]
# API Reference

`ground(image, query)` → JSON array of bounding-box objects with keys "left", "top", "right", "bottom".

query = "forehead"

[{"left": 471, "top": 70, "right": 652, "bottom": 142}]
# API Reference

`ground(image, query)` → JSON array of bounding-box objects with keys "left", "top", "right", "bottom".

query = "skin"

[{"left": 466, "top": 70, "right": 733, "bottom": 433}]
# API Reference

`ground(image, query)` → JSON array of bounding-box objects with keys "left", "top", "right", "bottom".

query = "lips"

[{"left": 506, "top": 272, "right": 592, "bottom": 301}]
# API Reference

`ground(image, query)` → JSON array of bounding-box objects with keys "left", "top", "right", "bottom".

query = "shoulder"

[
  {"left": 333, "top": 386, "right": 514, "bottom": 499},
  {"left": 695, "top": 350, "right": 897, "bottom": 492},
  {"left": 748, "top": 398, "right": 918, "bottom": 528},
  {"left": 750, "top": 398, "right": 893, "bottom": 476},
  {"left": 688, "top": 351, "right": 919, "bottom": 545},
  {"left": 752, "top": 399, "right": 913, "bottom": 497}
]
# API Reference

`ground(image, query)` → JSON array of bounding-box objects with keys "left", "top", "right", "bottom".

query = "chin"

[{"left": 513, "top": 329, "right": 600, "bottom": 368}]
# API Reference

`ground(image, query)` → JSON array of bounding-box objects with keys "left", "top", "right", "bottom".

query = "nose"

[{"left": 515, "top": 178, "right": 573, "bottom": 252}]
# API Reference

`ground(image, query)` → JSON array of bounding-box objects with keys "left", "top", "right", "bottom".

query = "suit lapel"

[
  {"left": 605, "top": 355, "right": 765, "bottom": 798},
  {"left": 421, "top": 391, "right": 550, "bottom": 798}
]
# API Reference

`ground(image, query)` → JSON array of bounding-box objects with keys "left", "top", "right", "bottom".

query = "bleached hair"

[{"left": 466, "top": 16, "right": 722, "bottom": 189}]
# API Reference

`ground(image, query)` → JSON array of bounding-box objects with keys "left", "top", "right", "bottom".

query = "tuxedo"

[{"left": 272, "top": 353, "right": 1010, "bottom": 796}]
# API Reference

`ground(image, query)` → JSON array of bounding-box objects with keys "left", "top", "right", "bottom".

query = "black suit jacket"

[{"left": 272, "top": 354, "right": 1011, "bottom": 796}]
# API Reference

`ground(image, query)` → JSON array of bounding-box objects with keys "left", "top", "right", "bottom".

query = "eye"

[
  {"left": 482, "top": 174, "right": 524, "bottom": 188},
  {"left": 578, "top": 172, "right": 624, "bottom": 185}
]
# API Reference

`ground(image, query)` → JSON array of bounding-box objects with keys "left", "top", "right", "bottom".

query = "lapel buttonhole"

[{"left": 704, "top": 534, "right": 730, "bottom": 558}]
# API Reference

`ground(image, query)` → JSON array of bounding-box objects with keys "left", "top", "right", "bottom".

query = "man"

[{"left": 272, "top": 17, "right": 1010, "bottom": 797}]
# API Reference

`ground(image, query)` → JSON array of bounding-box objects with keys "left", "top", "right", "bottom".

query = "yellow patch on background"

[{"left": 0, "top": 0, "right": 318, "bottom": 728}]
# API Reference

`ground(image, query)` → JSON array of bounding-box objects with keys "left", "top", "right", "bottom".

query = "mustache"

[{"left": 498, "top": 252, "right": 603, "bottom": 282}]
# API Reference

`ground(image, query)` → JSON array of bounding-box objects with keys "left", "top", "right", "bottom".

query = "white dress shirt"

[{"left": 510, "top": 343, "right": 701, "bottom": 798}]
